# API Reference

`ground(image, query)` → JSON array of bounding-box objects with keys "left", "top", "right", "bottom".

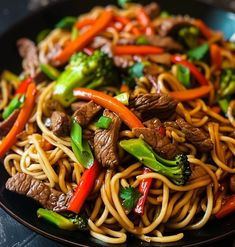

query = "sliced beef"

[
  {"left": 148, "top": 54, "right": 172, "bottom": 66},
  {"left": 175, "top": 118, "right": 213, "bottom": 152},
  {"left": 0, "top": 109, "right": 20, "bottom": 139},
  {"left": 144, "top": 2, "right": 160, "bottom": 19},
  {"left": 94, "top": 110, "right": 121, "bottom": 169},
  {"left": 157, "top": 16, "right": 194, "bottom": 37},
  {"left": 71, "top": 101, "right": 87, "bottom": 112},
  {"left": 73, "top": 101, "right": 101, "bottom": 127},
  {"left": 144, "top": 35, "right": 183, "bottom": 51},
  {"left": 130, "top": 93, "right": 177, "bottom": 121},
  {"left": 50, "top": 111, "right": 70, "bottom": 137},
  {"left": 5, "top": 173, "right": 72, "bottom": 212},
  {"left": 144, "top": 118, "right": 162, "bottom": 129},
  {"left": 230, "top": 175, "right": 235, "bottom": 193},
  {"left": 133, "top": 118, "right": 178, "bottom": 159},
  {"left": 43, "top": 99, "right": 65, "bottom": 117},
  {"left": 17, "top": 38, "right": 39, "bottom": 77}
]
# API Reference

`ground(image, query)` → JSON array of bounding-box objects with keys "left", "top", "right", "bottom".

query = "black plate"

[{"left": 0, "top": 0, "right": 235, "bottom": 246}]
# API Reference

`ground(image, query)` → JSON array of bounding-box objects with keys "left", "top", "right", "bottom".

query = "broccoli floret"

[
  {"left": 178, "top": 26, "right": 200, "bottom": 49},
  {"left": 219, "top": 68, "right": 235, "bottom": 97},
  {"left": 119, "top": 138, "right": 191, "bottom": 185},
  {"left": 53, "top": 50, "right": 119, "bottom": 106}
]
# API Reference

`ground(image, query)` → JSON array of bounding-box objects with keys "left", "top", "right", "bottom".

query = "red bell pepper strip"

[
  {"left": 0, "top": 82, "right": 37, "bottom": 158},
  {"left": 113, "top": 45, "right": 164, "bottom": 55},
  {"left": 131, "top": 27, "right": 142, "bottom": 36},
  {"left": 134, "top": 168, "right": 153, "bottom": 215},
  {"left": 73, "top": 88, "right": 144, "bottom": 129},
  {"left": 54, "top": 10, "right": 113, "bottom": 64},
  {"left": 68, "top": 160, "right": 100, "bottom": 214},
  {"left": 15, "top": 77, "right": 32, "bottom": 94},
  {"left": 215, "top": 194, "right": 235, "bottom": 219},
  {"left": 171, "top": 55, "right": 208, "bottom": 86},
  {"left": 210, "top": 44, "right": 222, "bottom": 70},
  {"left": 169, "top": 85, "right": 212, "bottom": 101},
  {"left": 194, "top": 19, "right": 212, "bottom": 39}
]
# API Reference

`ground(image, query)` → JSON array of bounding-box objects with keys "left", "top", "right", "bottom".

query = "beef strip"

[
  {"left": 175, "top": 118, "right": 213, "bottom": 152},
  {"left": 133, "top": 118, "right": 178, "bottom": 159},
  {"left": 94, "top": 110, "right": 121, "bottom": 169},
  {"left": 73, "top": 101, "right": 101, "bottom": 127},
  {"left": 71, "top": 101, "right": 87, "bottom": 112},
  {"left": 230, "top": 175, "right": 235, "bottom": 193},
  {"left": 50, "top": 111, "right": 70, "bottom": 137},
  {"left": 17, "top": 38, "right": 39, "bottom": 77},
  {"left": 144, "top": 2, "right": 160, "bottom": 19},
  {"left": 157, "top": 16, "right": 194, "bottom": 37},
  {"left": 148, "top": 54, "right": 172, "bottom": 66},
  {"left": 0, "top": 109, "right": 20, "bottom": 139},
  {"left": 144, "top": 35, "right": 183, "bottom": 51},
  {"left": 130, "top": 93, "right": 177, "bottom": 121},
  {"left": 5, "top": 173, "right": 72, "bottom": 212}
]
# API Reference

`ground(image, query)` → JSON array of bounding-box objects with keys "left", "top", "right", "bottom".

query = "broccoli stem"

[{"left": 120, "top": 138, "right": 191, "bottom": 185}]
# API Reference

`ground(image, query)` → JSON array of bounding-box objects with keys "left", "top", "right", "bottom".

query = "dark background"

[{"left": 0, "top": 0, "right": 235, "bottom": 246}]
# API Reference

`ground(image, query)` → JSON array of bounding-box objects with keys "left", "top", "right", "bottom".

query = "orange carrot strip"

[
  {"left": 169, "top": 85, "right": 212, "bottom": 101},
  {"left": 75, "top": 19, "right": 95, "bottom": 29},
  {"left": 210, "top": 44, "right": 222, "bottom": 70},
  {"left": 194, "top": 19, "right": 212, "bottom": 39},
  {"left": 0, "top": 83, "right": 37, "bottom": 158},
  {"left": 73, "top": 88, "right": 144, "bottom": 129},
  {"left": 113, "top": 45, "right": 164, "bottom": 55},
  {"left": 54, "top": 10, "right": 113, "bottom": 64}
]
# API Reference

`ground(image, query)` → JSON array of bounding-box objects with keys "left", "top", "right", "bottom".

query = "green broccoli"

[
  {"left": 219, "top": 68, "right": 235, "bottom": 97},
  {"left": 37, "top": 208, "right": 88, "bottom": 231},
  {"left": 53, "top": 50, "right": 118, "bottom": 106},
  {"left": 120, "top": 138, "right": 191, "bottom": 185},
  {"left": 178, "top": 26, "right": 200, "bottom": 49}
]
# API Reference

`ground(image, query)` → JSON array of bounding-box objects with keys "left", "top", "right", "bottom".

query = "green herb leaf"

[
  {"left": 120, "top": 186, "right": 141, "bottom": 210},
  {"left": 95, "top": 116, "right": 112, "bottom": 129},
  {"left": 71, "top": 120, "right": 94, "bottom": 168},
  {"left": 129, "top": 62, "right": 145, "bottom": 78},
  {"left": 56, "top": 16, "right": 77, "bottom": 30},
  {"left": 187, "top": 43, "right": 209, "bottom": 61},
  {"left": 136, "top": 36, "right": 149, "bottom": 45},
  {"left": 177, "top": 64, "right": 191, "bottom": 88}
]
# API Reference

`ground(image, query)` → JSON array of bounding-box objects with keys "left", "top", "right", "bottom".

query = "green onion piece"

[
  {"left": 160, "top": 11, "right": 170, "bottom": 18},
  {"left": 2, "top": 95, "right": 25, "bottom": 120},
  {"left": 36, "top": 29, "right": 51, "bottom": 44},
  {"left": 40, "top": 64, "right": 60, "bottom": 80},
  {"left": 37, "top": 208, "right": 77, "bottom": 230},
  {"left": 71, "top": 119, "right": 94, "bottom": 168},
  {"left": 136, "top": 36, "right": 149, "bottom": 45},
  {"left": 129, "top": 62, "right": 145, "bottom": 78},
  {"left": 71, "top": 26, "right": 79, "bottom": 41},
  {"left": 56, "top": 16, "right": 77, "bottom": 30},
  {"left": 176, "top": 64, "right": 191, "bottom": 88},
  {"left": 115, "top": 92, "right": 129, "bottom": 105},
  {"left": 2, "top": 70, "right": 20, "bottom": 83},
  {"left": 187, "top": 43, "right": 209, "bottom": 61},
  {"left": 95, "top": 116, "right": 112, "bottom": 129},
  {"left": 218, "top": 98, "right": 229, "bottom": 114}
]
